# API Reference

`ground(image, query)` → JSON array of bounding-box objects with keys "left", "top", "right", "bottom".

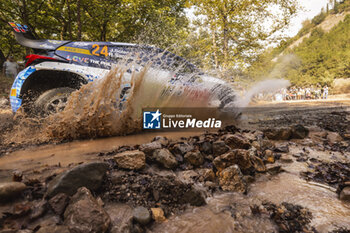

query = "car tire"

[{"left": 34, "top": 87, "right": 75, "bottom": 115}]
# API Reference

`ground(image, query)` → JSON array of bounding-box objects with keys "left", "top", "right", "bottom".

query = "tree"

[
  {"left": 190, "top": 0, "right": 299, "bottom": 72},
  {"left": 0, "top": 0, "right": 189, "bottom": 60}
]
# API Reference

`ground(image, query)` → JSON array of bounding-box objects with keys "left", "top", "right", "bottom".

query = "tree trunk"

[
  {"left": 77, "top": 0, "right": 82, "bottom": 40},
  {"left": 101, "top": 21, "right": 108, "bottom": 41},
  {"left": 67, "top": 0, "right": 73, "bottom": 40},
  {"left": 211, "top": 24, "right": 219, "bottom": 69},
  {"left": 222, "top": 14, "right": 229, "bottom": 69},
  {"left": 0, "top": 49, "right": 5, "bottom": 72}
]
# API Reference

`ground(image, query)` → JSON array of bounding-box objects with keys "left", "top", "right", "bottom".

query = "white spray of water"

[{"left": 235, "top": 79, "right": 290, "bottom": 107}]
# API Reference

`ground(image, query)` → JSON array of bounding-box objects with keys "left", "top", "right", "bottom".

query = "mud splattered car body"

[{"left": 8, "top": 22, "right": 232, "bottom": 114}]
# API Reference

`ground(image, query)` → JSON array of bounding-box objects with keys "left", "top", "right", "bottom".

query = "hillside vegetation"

[{"left": 247, "top": 0, "right": 350, "bottom": 87}]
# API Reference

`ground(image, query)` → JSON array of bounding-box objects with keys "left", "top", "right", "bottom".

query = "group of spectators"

[
  {"left": 256, "top": 85, "right": 330, "bottom": 102},
  {"left": 278, "top": 86, "right": 329, "bottom": 101}
]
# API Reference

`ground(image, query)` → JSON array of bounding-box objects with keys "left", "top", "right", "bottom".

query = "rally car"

[{"left": 8, "top": 22, "right": 236, "bottom": 115}]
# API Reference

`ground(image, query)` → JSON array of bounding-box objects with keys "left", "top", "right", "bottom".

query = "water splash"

[
  {"left": 235, "top": 79, "right": 290, "bottom": 107},
  {"left": 44, "top": 65, "right": 218, "bottom": 140}
]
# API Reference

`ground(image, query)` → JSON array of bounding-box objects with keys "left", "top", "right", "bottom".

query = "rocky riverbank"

[{"left": 0, "top": 117, "right": 350, "bottom": 232}]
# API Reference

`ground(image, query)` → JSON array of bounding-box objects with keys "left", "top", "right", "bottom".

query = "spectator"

[
  {"left": 2, "top": 56, "right": 19, "bottom": 79},
  {"left": 322, "top": 85, "right": 329, "bottom": 99}
]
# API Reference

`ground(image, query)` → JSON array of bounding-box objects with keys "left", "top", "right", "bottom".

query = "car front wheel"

[{"left": 34, "top": 87, "right": 75, "bottom": 115}]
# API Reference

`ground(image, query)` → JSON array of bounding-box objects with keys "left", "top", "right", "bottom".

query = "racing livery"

[{"left": 8, "top": 22, "right": 235, "bottom": 115}]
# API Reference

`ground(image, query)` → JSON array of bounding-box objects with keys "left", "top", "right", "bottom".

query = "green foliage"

[
  {"left": 0, "top": 0, "right": 189, "bottom": 65},
  {"left": 311, "top": 11, "right": 326, "bottom": 26},
  {"left": 189, "top": 0, "right": 300, "bottom": 74},
  {"left": 248, "top": 11, "right": 350, "bottom": 87}
]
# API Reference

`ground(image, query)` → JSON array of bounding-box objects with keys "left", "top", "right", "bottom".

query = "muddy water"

[
  {"left": 251, "top": 173, "right": 350, "bottom": 232},
  {"left": 151, "top": 145, "right": 350, "bottom": 233},
  {"left": 0, "top": 131, "right": 200, "bottom": 182},
  {"left": 151, "top": 192, "right": 276, "bottom": 233},
  {"left": 151, "top": 174, "right": 349, "bottom": 233}
]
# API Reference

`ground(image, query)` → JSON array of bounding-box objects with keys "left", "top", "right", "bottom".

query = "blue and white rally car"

[{"left": 8, "top": 22, "right": 236, "bottom": 115}]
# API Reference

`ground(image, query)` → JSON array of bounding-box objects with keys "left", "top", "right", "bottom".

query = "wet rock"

[
  {"left": 12, "top": 202, "right": 31, "bottom": 216},
  {"left": 36, "top": 225, "right": 70, "bottom": 233},
  {"left": 259, "top": 138, "right": 275, "bottom": 150},
  {"left": 279, "top": 154, "right": 294, "bottom": 163},
  {"left": 170, "top": 142, "right": 194, "bottom": 157},
  {"left": 0, "top": 98, "right": 9, "bottom": 108},
  {"left": 266, "top": 165, "right": 284, "bottom": 175},
  {"left": 256, "top": 202, "right": 314, "bottom": 233},
  {"left": 152, "top": 148, "right": 178, "bottom": 169},
  {"left": 199, "top": 141, "right": 212, "bottom": 155},
  {"left": 301, "top": 162, "right": 350, "bottom": 189},
  {"left": 151, "top": 208, "right": 166, "bottom": 222},
  {"left": 30, "top": 200, "right": 47, "bottom": 220},
  {"left": 152, "top": 136, "right": 169, "bottom": 146},
  {"left": 179, "top": 170, "right": 199, "bottom": 183},
  {"left": 0, "top": 182, "right": 26, "bottom": 201},
  {"left": 64, "top": 187, "right": 111, "bottom": 233},
  {"left": 264, "top": 150, "right": 275, "bottom": 163},
  {"left": 339, "top": 187, "right": 350, "bottom": 201},
  {"left": 224, "top": 134, "right": 251, "bottom": 149},
  {"left": 197, "top": 168, "right": 215, "bottom": 182},
  {"left": 213, "top": 149, "right": 252, "bottom": 172},
  {"left": 181, "top": 187, "right": 206, "bottom": 206},
  {"left": 263, "top": 127, "right": 292, "bottom": 140},
  {"left": 218, "top": 165, "right": 246, "bottom": 192},
  {"left": 12, "top": 170, "right": 23, "bottom": 182},
  {"left": 250, "top": 156, "right": 267, "bottom": 173},
  {"left": 46, "top": 162, "right": 109, "bottom": 198},
  {"left": 104, "top": 203, "right": 133, "bottom": 233},
  {"left": 213, "top": 151, "right": 235, "bottom": 171},
  {"left": 184, "top": 150, "right": 204, "bottom": 167},
  {"left": 343, "top": 133, "right": 350, "bottom": 140},
  {"left": 133, "top": 206, "right": 151, "bottom": 225},
  {"left": 204, "top": 181, "right": 217, "bottom": 189},
  {"left": 114, "top": 150, "right": 146, "bottom": 170},
  {"left": 212, "top": 140, "right": 230, "bottom": 156},
  {"left": 105, "top": 173, "right": 205, "bottom": 212},
  {"left": 244, "top": 175, "right": 255, "bottom": 184},
  {"left": 139, "top": 141, "right": 162, "bottom": 156},
  {"left": 48, "top": 193, "right": 70, "bottom": 215},
  {"left": 274, "top": 143, "right": 289, "bottom": 153},
  {"left": 291, "top": 124, "right": 309, "bottom": 139},
  {"left": 327, "top": 132, "right": 343, "bottom": 146}
]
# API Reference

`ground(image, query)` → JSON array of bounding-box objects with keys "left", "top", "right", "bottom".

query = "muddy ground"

[{"left": 0, "top": 98, "right": 349, "bottom": 233}]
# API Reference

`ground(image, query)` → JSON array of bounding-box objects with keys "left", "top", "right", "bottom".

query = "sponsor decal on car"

[{"left": 57, "top": 46, "right": 92, "bottom": 55}]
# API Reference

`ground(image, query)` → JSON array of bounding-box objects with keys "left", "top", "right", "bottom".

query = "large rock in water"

[
  {"left": 0, "top": 182, "right": 26, "bottom": 201},
  {"left": 224, "top": 134, "right": 251, "bottom": 149},
  {"left": 218, "top": 165, "right": 246, "bottom": 192},
  {"left": 184, "top": 150, "right": 204, "bottom": 167},
  {"left": 37, "top": 225, "right": 70, "bottom": 233},
  {"left": 133, "top": 206, "right": 151, "bottom": 225},
  {"left": 291, "top": 124, "right": 309, "bottom": 139},
  {"left": 139, "top": 141, "right": 162, "bottom": 156},
  {"left": 263, "top": 127, "right": 292, "bottom": 140},
  {"left": 64, "top": 187, "right": 111, "bottom": 233},
  {"left": 152, "top": 148, "right": 178, "bottom": 169},
  {"left": 46, "top": 162, "right": 109, "bottom": 199},
  {"left": 114, "top": 150, "right": 146, "bottom": 170},
  {"left": 212, "top": 140, "right": 230, "bottom": 157},
  {"left": 104, "top": 203, "right": 133, "bottom": 233},
  {"left": 213, "top": 149, "right": 253, "bottom": 172}
]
